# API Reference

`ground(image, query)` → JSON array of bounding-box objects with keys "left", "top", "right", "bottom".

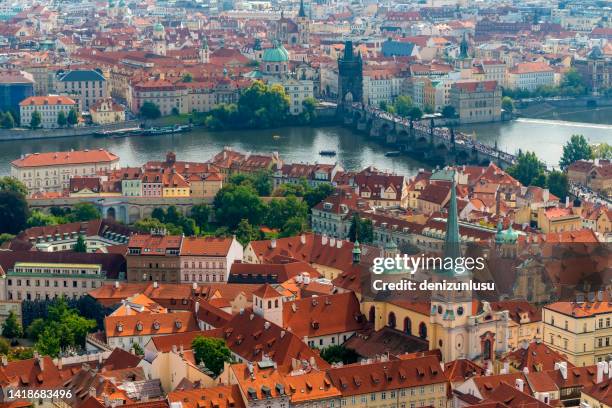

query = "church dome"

[
  {"left": 501, "top": 224, "right": 518, "bottom": 244},
  {"left": 262, "top": 43, "right": 289, "bottom": 62},
  {"left": 119, "top": 0, "right": 126, "bottom": 6},
  {"left": 153, "top": 22, "right": 165, "bottom": 32}
]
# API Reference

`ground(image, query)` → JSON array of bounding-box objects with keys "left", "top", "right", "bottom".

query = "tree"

[
  {"left": 0, "top": 338, "right": 9, "bottom": 356},
  {"left": 348, "top": 213, "right": 373, "bottom": 243},
  {"left": 213, "top": 184, "right": 267, "bottom": 229},
  {"left": 151, "top": 207, "right": 166, "bottom": 222},
  {"left": 133, "top": 217, "right": 167, "bottom": 234},
  {"left": 393, "top": 95, "right": 413, "bottom": 117},
  {"left": 265, "top": 196, "right": 308, "bottom": 230},
  {"left": 441, "top": 105, "right": 456, "bottom": 118},
  {"left": 190, "top": 204, "right": 211, "bottom": 230},
  {"left": 546, "top": 170, "right": 569, "bottom": 200},
  {"left": 300, "top": 97, "right": 317, "bottom": 124},
  {"left": 182, "top": 73, "right": 193, "bottom": 83},
  {"left": 252, "top": 171, "right": 272, "bottom": 196},
  {"left": 140, "top": 101, "right": 162, "bottom": 120},
  {"left": 27, "top": 210, "right": 59, "bottom": 227},
  {"left": 560, "top": 134, "right": 592, "bottom": 170},
  {"left": 67, "top": 108, "right": 79, "bottom": 126},
  {"left": 0, "top": 190, "right": 29, "bottom": 234},
  {"left": 592, "top": 143, "right": 612, "bottom": 160},
  {"left": 131, "top": 342, "right": 144, "bottom": 356},
  {"left": 320, "top": 345, "right": 359, "bottom": 364},
  {"left": 234, "top": 218, "right": 260, "bottom": 246},
  {"left": 69, "top": 202, "right": 100, "bottom": 222},
  {"left": 303, "top": 184, "right": 334, "bottom": 210},
  {"left": 0, "top": 233, "right": 14, "bottom": 245},
  {"left": 191, "top": 336, "right": 232, "bottom": 377},
  {"left": 2, "top": 311, "right": 23, "bottom": 340},
  {"left": 236, "top": 81, "right": 290, "bottom": 128},
  {"left": 30, "top": 110, "right": 42, "bottom": 129},
  {"left": 280, "top": 216, "right": 308, "bottom": 238},
  {"left": 501, "top": 96, "right": 514, "bottom": 113},
  {"left": 74, "top": 234, "right": 87, "bottom": 252},
  {"left": 1, "top": 111, "right": 15, "bottom": 129},
  {"left": 507, "top": 151, "right": 546, "bottom": 187},
  {"left": 0, "top": 177, "right": 28, "bottom": 196},
  {"left": 57, "top": 111, "right": 67, "bottom": 127}
]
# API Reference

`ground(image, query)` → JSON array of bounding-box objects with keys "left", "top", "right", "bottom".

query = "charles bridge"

[{"left": 342, "top": 104, "right": 516, "bottom": 169}]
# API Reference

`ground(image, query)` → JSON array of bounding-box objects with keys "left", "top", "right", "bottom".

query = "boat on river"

[
  {"left": 319, "top": 150, "right": 337, "bottom": 156},
  {"left": 385, "top": 151, "right": 401, "bottom": 157},
  {"left": 141, "top": 125, "right": 193, "bottom": 136},
  {"left": 93, "top": 127, "right": 142, "bottom": 138}
]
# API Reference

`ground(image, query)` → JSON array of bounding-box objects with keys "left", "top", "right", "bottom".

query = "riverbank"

[{"left": 0, "top": 120, "right": 142, "bottom": 142}]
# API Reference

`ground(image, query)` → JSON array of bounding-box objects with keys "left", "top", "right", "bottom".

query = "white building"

[
  {"left": 507, "top": 62, "right": 554, "bottom": 91},
  {"left": 19, "top": 95, "right": 77, "bottom": 129},
  {"left": 10, "top": 148, "right": 120, "bottom": 193}
]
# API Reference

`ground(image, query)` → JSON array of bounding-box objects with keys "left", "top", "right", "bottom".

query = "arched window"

[
  {"left": 418, "top": 322, "right": 427, "bottom": 339},
  {"left": 368, "top": 306, "right": 376, "bottom": 323},
  {"left": 404, "top": 317, "right": 412, "bottom": 335},
  {"left": 388, "top": 312, "right": 396, "bottom": 329}
]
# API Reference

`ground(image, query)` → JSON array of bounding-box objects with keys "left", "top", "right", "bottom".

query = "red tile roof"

[{"left": 11, "top": 149, "right": 118, "bottom": 168}]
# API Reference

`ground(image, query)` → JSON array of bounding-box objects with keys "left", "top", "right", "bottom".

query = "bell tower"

[{"left": 337, "top": 41, "right": 363, "bottom": 106}]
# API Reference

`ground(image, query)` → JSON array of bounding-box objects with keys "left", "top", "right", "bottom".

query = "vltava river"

[{"left": 2, "top": 115, "right": 611, "bottom": 175}]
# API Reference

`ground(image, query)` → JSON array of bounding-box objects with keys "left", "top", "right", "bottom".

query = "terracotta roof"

[
  {"left": 500, "top": 342, "right": 573, "bottom": 373},
  {"left": 0, "top": 356, "right": 63, "bottom": 389},
  {"left": 11, "top": 149, "right": 118, "bottom": 168},
  {"left": 168, "top": 384, "right": 245, "bottom": 408},
  {"left": 179, "top": 236, "right": 234, "bottom": 256},
  {"left": 104, "top": 311, "right": 198, "bottom": 338},
  {"left": 19, "top": 95, "right": 77, "bottom": 106},
  {"left": 282, "top": 292, "right": 366, "bottom": 338},
  {"left": 252, "top": 284, "right": 282, "bottom": 299}
]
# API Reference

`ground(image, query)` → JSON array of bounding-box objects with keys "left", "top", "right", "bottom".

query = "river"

[{"left": 2, "top": 112, "right": 611, "bottom": 176}]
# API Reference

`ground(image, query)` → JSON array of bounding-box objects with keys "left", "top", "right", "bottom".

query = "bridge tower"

[{"left": 338, "top": 41, "right": 363, "bottom": 106}]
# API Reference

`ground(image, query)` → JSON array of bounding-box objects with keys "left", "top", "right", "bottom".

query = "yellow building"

[
  {"left": 162, "top": 171, "right": 190, "bottom": 197},
  {"left": 537, "top": 206, "right": 581, "bottom": 233},
  {"left": 188, "top": 173, "right": 223, "bottom": 198},
  {"left": 363, "top": 299, "right": 432, "bottom": 340},
  {"left": 491, "top": 301, "right": 542, "bottom": 350},
  {"left": 543, "top": 298, "right": 612, "bottom": 367},
  {"left": 90, "top": 97, "right": 125, "bottom": 125}
]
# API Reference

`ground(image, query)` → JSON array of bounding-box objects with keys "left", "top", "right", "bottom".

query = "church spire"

[
  {"left": 441, "top": 173, "right": 461, "bottom": 273},
  {"left": 298, "top": 0, "right": 306, "bottom": 18}
]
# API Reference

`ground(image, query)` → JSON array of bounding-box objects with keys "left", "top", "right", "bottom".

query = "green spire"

[
  {"left": 298, "top": 0, "right": 306, "bottom": 18},
  {"left": 440, "top": 174, "right": 461, "bottom": 275},
  {"left": 352, "top": 240, "right": 361, "bottom": 264},
  {"left": 459, "top": 33, "right": 468, "bottom": 59},
  {"left": 495, "top": 219, "right": 504, "bottom": 245}
]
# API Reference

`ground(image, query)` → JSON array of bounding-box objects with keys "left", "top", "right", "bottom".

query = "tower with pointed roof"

[
  {"left": 199, "top": 36, "right": 209, "bottom": 64},
  {"left": 152, "top": 22, "right": 166, "bottom": 56},
  {"left": 338, "top": 41, "right": 363, "bottom": 105},
  {"left": 428, "top": 171, "right": 509, "bottom": 364},
  {"left": 253, "top": 284, "right": 283, "bottom": 326},
  {"left": 295, "top": 0, "right": 310, "bottom": 45}
]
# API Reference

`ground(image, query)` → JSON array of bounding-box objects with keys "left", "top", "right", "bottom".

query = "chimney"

[
  {"left": 153, "top": 281, "right": 158, "bottom": 288},
  {"left": 329, "top": 237, "right": 336, "bottom": 247},
  {"left": 597, "top": 361, "right": 607, "bottom": 383},
  {"left": 337, "top": 240, "right": 342, "bottom": 248},
  {"left": 565, "top": 196, "right": 570, "bottom": 208},
  {"left": 515, "top": 378, "right": 524, "bottom": 392},
  {"left": 114, "top": 281, "right": 119, "bottom": 289},
  {"left": 192, "top": 282, "right": 197, "bottom": 290},
  {"left": 1, "top": 355, "right": 7, "bottom": 366},
  {"left": 300, "top": 234, "right": 306, "bottom": 245},
  {"left": 543, "top": 188, "right": 549, "bottom": 202},
  {"left": 89, "top": 386, "right": 96, "bottom": 398},
  {"left": 195, "top": 300, "right": 200, "bottom": 314},
  {"left": 322, "top": 234, "right": 328, "bottom": 245},
  {"left": 270, "top": 239, "right": 277, "bottom": 249},
  {"left": 172, "top": 344, "right": 178, "bottom": 353},
  {"left": 522, "top": 367, "right": 529, "bottom": 375}
]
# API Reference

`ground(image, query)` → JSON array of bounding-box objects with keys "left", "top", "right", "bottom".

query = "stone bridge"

[
  {"left": 28, "top": 195, "right": 213, "bottom": 224},
  {"left": 343, "top": 104, "right": 516, "bottom": 169}
]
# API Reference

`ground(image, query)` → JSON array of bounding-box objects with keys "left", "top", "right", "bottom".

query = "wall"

[{"left": 0, "top": 119, "right": 140, "bottom": 142}]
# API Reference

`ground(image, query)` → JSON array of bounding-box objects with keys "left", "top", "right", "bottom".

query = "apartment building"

[
  {"left": 543, "top": 296, "right": 612, "bottom": 366},
  {"left": 10, "top": 148, "right": 120, "bottom": 193},
  {"left": 507, "top": 62, "right": 555, "bottom": 91},
  {"left": 450, "top": 80, "right": 501, "bottom": 124},
  {"left": 56, "top": 69, "right": 108, "bottom": 111},
  {"left": 179, "top": 236, "right": 244, "bottom": 284},
  {"left": 128, "top": 79, "right": 189, "bottom": 116},
  {"left": 19, "top": 95, "right": 77, "bottom": 129}
]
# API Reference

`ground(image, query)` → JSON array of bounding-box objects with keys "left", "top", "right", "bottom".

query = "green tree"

[
  {"left": 0, "top": 338, "right": 9, "bottom": 355},
  {"left": 265, "top": 196, "right": 308, "bottom": 230},
  {"left": 191, "top": 336, "right": 232, "bottom": 377},
  {"left": 57, "top": 111, "right": 67, "bottom": 127},
  {"left": 27, "top": 210, "right": 59, "bottom": 227},
  {"left": 348, "top": 213, "right": 373, "bottom": 243},
  {"left": 0, "top": 190, "right": 29, "bottom": 234},
  {"left": 67, "top": 108, "right": 79, "bottom": 126},
  {"left": 393, "top": 95, "right": 413, "bottom": 117},
  {"left": 151, "top": 207, "right": 166, "bottom": 222},
  {"left": 74, "top": 234, "right": 87, "bottom": 252},
  {"left": 320, "top": 344, "right": 359, "bottom": 364},
  {"left": 280, "top": 216, "right": 308, "bottom": 238},
  {"left": 546, "top": 170, "right": 569, "bottom": 200},
  {"left": 441, "top": 105, "right": 456, "bottom": 118},
  {"left": 592, "top": 143, "right": 612, "bottom": 160},
  {"left": 69, "top": 202, "right": 100, "bottom": 222},
  {"left": 303, "top": 183, "right": 334, "bottom": 209},
  {"left": 131, "top": 342, "right": 144, "bottom": 356},
  {"left": 501, "top": 96, "right": 514, "bottom": 113},
  {"left": 507, "top": 151, "right": 546, "bottom": 187},
  {"left": 252, "top": 171, "right": 272, "bottom": 196},
  {"left": 234, "top": 218, "right": 260, "bottom": 246},
  {"left": 30, "top": 110, "right": 42, "bottom": 129},
  {"left": 0, "top": 177, "right": 28, "bottom": 196},
  {"left": 2, "top": 311, "right": 23, "bottom": 340},
  {"left": 560, "top": 134, "right": 592, "bottom": 170},
  {"left": 235, "top": 81, "right": 290, "bottom": 128},
  {"left": 133, "top": 218, "right": 172, "bottom": 234},
  {"left": 1, "top": 111, "right": 15, "bottom": 129},
  {"left": 190, "top": 204, "right": 211, "bottom": 230},
  {"left": 0, "top": 233, "right": 15, "bottom": 245},
  {"left": 213, "top": 184, "right": 267, "bottom": 229},
  {"left": 140, "top": 101, "right": 162, "bottom": 120},
  {"left": 182, "top": 73, "right": 193, "bottom": 83},
  {"left": 300, "top": 97, "right": 317, "bottom": 124}
]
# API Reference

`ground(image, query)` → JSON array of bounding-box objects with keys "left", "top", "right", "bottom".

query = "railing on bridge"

[{"left": 349, "top": 103, "right": 516, "bottom": 165}]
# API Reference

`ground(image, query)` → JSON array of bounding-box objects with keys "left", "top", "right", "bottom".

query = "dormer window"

[
  {"left": 153, "top": 321, "right": 160, "bottom": 330},
  {"left": 136, "top": 322, "right": 143, "bottom": 331},
  {"left": 175, "top": 320, "right": 182, "bottom": 329},
  {"left": 116, "top": 323, "right": 123, "bottom": 332}
]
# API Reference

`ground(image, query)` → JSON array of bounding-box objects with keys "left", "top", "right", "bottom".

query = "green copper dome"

[
  {"left": 501, "top": 224, "right": 518, "bottom": 244},
  {"left": 119, "top": 0, "right": 126, "bottom": 6},
  {"left": 153, "top": 22, "right": 164, "bottom": 32},
  {"left": 262, "top": 42, "right": 289, "bottom": 62}
]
